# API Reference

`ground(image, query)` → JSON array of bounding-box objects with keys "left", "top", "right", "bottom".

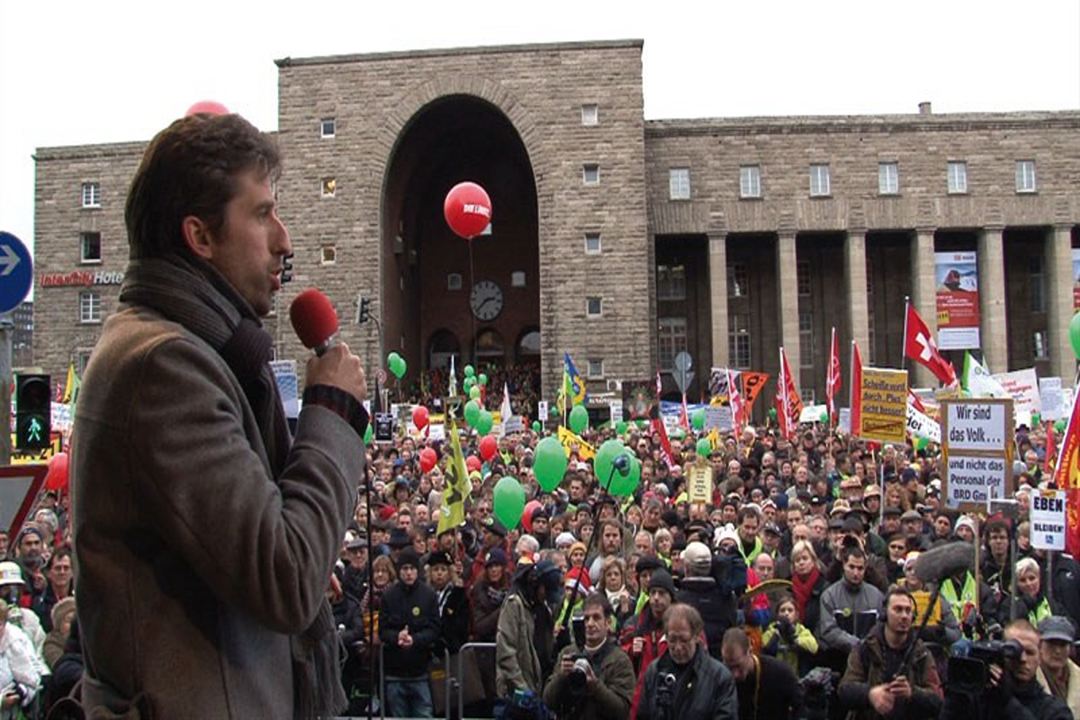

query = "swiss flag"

[
  {"left": 825, "top": 327, "right": 841, "bottom": 423},
  {"left": 904, "top": 303, "right": 957, "bottom": 386}
]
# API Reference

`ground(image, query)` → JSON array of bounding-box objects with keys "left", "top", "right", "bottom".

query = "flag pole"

[{"left": 901, "top": 295, "right": 910, "bottom": 373}]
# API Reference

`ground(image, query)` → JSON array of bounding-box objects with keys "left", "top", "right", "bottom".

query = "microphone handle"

[{"left": 312, "top": 334, "right": 338, "bottom": 357}]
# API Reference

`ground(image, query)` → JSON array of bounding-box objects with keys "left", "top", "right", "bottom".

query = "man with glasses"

[{"left": 1036, "top": 616, "right": 1080, "bottom": 718}]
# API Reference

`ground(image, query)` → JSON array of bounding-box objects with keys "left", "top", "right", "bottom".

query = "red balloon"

[
  {"left": 443, "top": 182, "right": 492, "bottom": 239},
  {"left": 413, "top": 405, "right": 430, "bottom": 431},
  {"left": 521, "top": 499, "right": 542, "bottom": 533},
  {"left": 45, "top": 452, "right": 69, "bottom": 492},
  {"left": 466, "top": 455, "right": 482, "bottom": 473},
  {"left": 479, "top": 435, "right": 498, "bottom": 462},
  {"left": 419, "top": 447, "right": 438, "bottom": 474},
  {"left": 185, "top": 100, "right": 230, "bottom": 117}
]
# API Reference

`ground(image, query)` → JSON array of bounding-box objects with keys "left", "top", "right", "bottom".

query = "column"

[
  {"left": 845, "top": 229, "right": 870, "bottom": 359},
  {"left": 708, "top": 233, "right": 730, "bottom": 368},
  {"left": 776, "top": 231, "right": 800, "bottom": 377},
  {"left": 910, "top": 228, "right": 937, "bottom": 387},
  {"left": 1045, "top": 224, "right": 1076, "bottom": 380},
  {"left": 978, "top": 226, "right": 1008, "bottom": 374}
]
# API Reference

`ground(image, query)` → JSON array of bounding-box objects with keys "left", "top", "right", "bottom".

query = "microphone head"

[
  {"left": 613, "top": 454, "right": 631, "bottom": 475},
  {"left": 290, "top": 288, "right": 339, "bottom": 350},
  {"left": 913, "top": 541, "right": 975, "bottom": 583}
]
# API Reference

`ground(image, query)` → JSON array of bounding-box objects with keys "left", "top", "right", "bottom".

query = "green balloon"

[
  {"left": 492, "top": 476, "right": 526, "bottom": 530},
  {"left": 820, "top": 411, "right": 829, "bottom": 424},
  {"left": 610, "top": 456, "right": 641, "bottom": 498},
  {"left": 363, "top": 423, "right": 373, "bottom": 444},
  {"left": 696, "top": 438, "right": 712, "bottom": 458},
  {"left": 691, "top": 408, "right": 706, "bottom": 431},
  {"left": 636, "top": 419, "right": 648, "bottom": 429},
  {"left": 464, "top": 376, "right": 476, "bottom": 391},
  {"left": 464, "top": 400, "right": 481, "bottom": 427},
  {"left": 532, "top": 421, "right": 542, "bottom": 433},
  {"left": 914, "top": 437, "right": 929, "bottom": 452},
  {"left": 475, "top": 410, "right": 494, "bottom": 436},
  {"left": 387, "top": 352, "right": 407, "bottom": 379},
  {"left": 1032, "top": 412, "right": 1042, "bottom": 426},
  {"left": 569, "top": 405, "right": 589, "bottom": 434},
  {"left": 616, "top": 420, "right": 628, "bottom": 435},
  {"left": 595, "top": 439, "right": 627, "bottom": 491},
  {"left": 534, "top": 436, "right": 568, "bottom": 492},
  {"left": 464, "top": 364, "right": 476, "bottom": 378},
  {"left": 670, "top": 429, "right": 685, "bottom": 441},
  {"left": 478, "top": 373, "right": 488, "bottom": 387},
  {"left": 1055, "top": 419, "right": 1067, "bottom": 434},
  {"left": 469, "top": 386, "right": 481, "bottom": 400},
  {"left": 768, "top": 407, "right": 778, "bottom": 421},
  {"left": 1070, "top": 312, "right": 1080, "bottom": 359}
]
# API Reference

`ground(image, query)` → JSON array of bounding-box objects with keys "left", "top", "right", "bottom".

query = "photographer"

[
  {"left": 639, "top": 604, "right": 737, "bottom": 720},
  {"left": 543, "top": 593, "right": 635, "bottom": 720},
  {"left": 941, "top": 619, "right": 1071, "bottom": 720},
  {"left": 677, "top": 536, "right": 744, "bottom": 661},
  {"left": 838, "top": 586, "right": 942, "bottom": 720}
]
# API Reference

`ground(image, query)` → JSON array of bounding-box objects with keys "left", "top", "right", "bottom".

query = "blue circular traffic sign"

[{"left": 0, "top": 232, "right": 33, "bottom": 314}]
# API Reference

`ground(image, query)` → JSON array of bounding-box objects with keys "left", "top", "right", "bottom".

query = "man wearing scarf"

[{"left": 72, "top": 113, "right": 368, "bottom": 719}]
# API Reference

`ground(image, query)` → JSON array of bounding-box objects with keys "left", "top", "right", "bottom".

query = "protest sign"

[
  {"left": 1039, "top": 377, "right": 1064, "bottom": 422},
  {"left": 1031, "top": 490, "right": 1067, "bottom": 551},
  {"left": 857, "top": 368, "right": 908, "bottom": 444},
  {"left": 941, "top": 398, "right": 1015, "bottom": 511},
  {"left": 687, "top": 462, "right": 714, "bottom": 504},
  {"left": 992, "top": 368, "right": 1040, "bottom": 415}
]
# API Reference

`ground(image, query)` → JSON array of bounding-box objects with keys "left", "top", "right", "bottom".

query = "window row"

[{"left": 664, "top": 160, "right": 1040, "bottom": 200}]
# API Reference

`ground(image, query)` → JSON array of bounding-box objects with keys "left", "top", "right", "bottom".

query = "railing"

[{"left": 375, "top": 641, "right": 498, "bottom": 720}]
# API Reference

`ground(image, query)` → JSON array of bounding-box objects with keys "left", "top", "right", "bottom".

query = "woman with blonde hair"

[
  {"left": 789, "top": 540, "right": 828, "bottom": 634},
  {"left": 0, "top": 600, "right": 44, "bottom": 718}
]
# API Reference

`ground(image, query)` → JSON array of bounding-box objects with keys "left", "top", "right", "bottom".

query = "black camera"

[
  {"left": 568, "top": 653, "right": 591, "bottom": 693},
  {"left": 656, "top": 672, "right": 678, "bottom": 712},
  {"left": 947, "top": 639, "right": 1024, "bottom": 694},
  {"left": 799, "top": 667, "right": 835, "bottom": 720}
]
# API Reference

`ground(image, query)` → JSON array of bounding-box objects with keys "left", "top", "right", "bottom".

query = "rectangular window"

[
  {"left": 447, "top": 273, "right": 462, "bottom": 291},
  {"left": 669, "top": 168, "right": 691, "bottom": 200},
  {"left": 799, "top": 312, "right": 815, "bottom": 368},
  {"left": 581, "top": 104, "right": 599, "bottom": 126},
  {"left": 809, "top": 164, "right": 831, "bottom": 197},
  {"left": 79, "top": 291, "right": 101, "bottom": 324},
  {"left": 728, "top": 262, "right": 749, "bottom": 298},
  {"left": 511, "top": 271, "right": 526, "bottom": 288},
  {"left": 657, "top": 264, "right": 687, "bottom": 301},
  {"left": 658, "top": 317, "right": 688, "bottom": 371},
  {"left": 947, "top": 161, "right": 968, "bottom": 194},
  {"left": 81, "top": 182, "right": 100, "bottom": 208},
  {"left": 728, "top": 313, "right": 751, "bottom": 369},
  {"left": 76, "top": 349, "right": 93, "bottom": 374},
  {"left": 1034, "top": 330, "right": 1050, "bottom": 360},
  {"left": 878, "top": 162, "right": 899, "bottom": 195},
  {"left": 321, "top": 245, "right": 336, "bottom": 264},
  {"left": 583, "top": 164, "right": 600, "bottom": 185},
  {"left": 1016, "top": 160, "right": 1037, "bottom": 193},
  {"left": 1030, "top": 255, "right": 1045, "bottom": 313},
  {"left": 797, "top": 261, "right": 812, "bottom": 297},
  {"left": 586, "top": 296, "right": 603, "bottom": 317},
  {"left": 585, "top": 232, "right": 602, "bottom": 254},
  {"left": 800, "top": 388, "right": 816, "bottom": 404},
  {"left": 587, "top": 359, "right": 604, "bottom": 379},
  {"left": 320, "top": 118, "right": 336, "bottom": 138},
  {"left": 80, "top": 231, "right": 102, "bottom": 263},
  {"left": 740, "top": 165, "right": 761, "bottom": 199},
  {"left": 321, "top": 178, "right": 336, "bottom": 197}
]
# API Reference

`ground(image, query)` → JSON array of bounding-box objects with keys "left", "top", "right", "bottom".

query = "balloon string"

[{"left": 469, "top": 240, "right": 477, "bottom": 382}]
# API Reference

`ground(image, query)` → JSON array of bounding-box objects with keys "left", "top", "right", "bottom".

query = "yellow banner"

[
  {"left": 557, "top": 426, "right": 596, "bottom": 460},
  {"left": 687, "top": 462, "right": 714, "bottom": 504},
  {"left": 858, "top": 368, "right": 908, "bottom": 444}
]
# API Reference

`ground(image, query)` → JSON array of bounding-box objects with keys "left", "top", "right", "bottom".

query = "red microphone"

[{"left": 290, "top": 288, "right": 339, "bottom": 356}]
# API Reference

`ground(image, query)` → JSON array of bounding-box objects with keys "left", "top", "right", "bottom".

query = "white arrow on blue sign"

[{"left": 0, "top": 232, "right": 32, "bottom": 314}]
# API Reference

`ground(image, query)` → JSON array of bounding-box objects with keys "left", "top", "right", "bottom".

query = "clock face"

[{"left": 470, "top": 280, "right": 504, "bottom": 321}]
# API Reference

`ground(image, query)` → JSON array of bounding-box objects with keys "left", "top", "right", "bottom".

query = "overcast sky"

[{"left": 2, "top": 0, "right": 1078, "bottom": 260}]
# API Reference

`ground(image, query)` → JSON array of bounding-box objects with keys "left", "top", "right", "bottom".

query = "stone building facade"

[{"left": 32, "top": 39, "right": 1080, "bottom": 411}]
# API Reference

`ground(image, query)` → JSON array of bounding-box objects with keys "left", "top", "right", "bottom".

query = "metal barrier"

[
  {"left": 457, "top": 642, "right": 497, "bottom": 720},
  {"left": 375, "top": 641, "right": 497, "bottom": 720}
]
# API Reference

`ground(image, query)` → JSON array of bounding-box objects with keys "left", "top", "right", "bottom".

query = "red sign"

[
  {"left": 0, "top": 465, "right": 48, "bottom": 539},
  {"left": 934, "top": 252, "right": 980, "bottom": 350}
]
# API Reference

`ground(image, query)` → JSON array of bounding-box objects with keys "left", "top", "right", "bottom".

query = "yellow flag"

[
  {"left": 438, "top": 416, "right": 470, "bottom": 534},
  {"left": 557, "top": 425, "right": 596, "bottom": 460}
]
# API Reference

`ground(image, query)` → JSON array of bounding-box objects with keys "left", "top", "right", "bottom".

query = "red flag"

[
  {"left": 1044, "top": 421, "right": 1056, "bottom": 478},
  {"left": 653, "top": 371, "right": 676, "bottom": 468},
  {"left": 1068, "top": 490, "right": 1080, "bottom": 559},
  {"left": 904, "top": 302, "right": 957, "bottom": 386},
  {"left": 1051, "top": 389, "right": 1080, "bottom": 556},
  {"left": 850, "top": 341, "right": 864, "bottom": 436},
  {"left": 728, "top": 367, "right": 744, "bottom": 431},
  {"left": 680, "top": 393, "right": 691, "bottom": 431},
  {"left": 777, "top": 348, "right": 801, "bottom": 439},
  {"left": 907, "top": 389, "right": 927, "bottom": 415},
  {"left": 825, "top": 327, "right": 841, "bottom": 423}
]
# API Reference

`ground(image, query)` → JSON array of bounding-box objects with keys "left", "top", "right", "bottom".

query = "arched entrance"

[{"left": 382, "top": 96, "right": 539, "bottom": 399}]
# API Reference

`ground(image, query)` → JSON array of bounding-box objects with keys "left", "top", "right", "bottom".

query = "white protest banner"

[
  {"left": 838, "top": 408, "right": 851, "bottom": 435},
  {"left": 944, "top": 402, "right": 1009, "bottom": 452},
  {"left": 687, "top": 463, "right": 714, "bottom": 504},
  {"left": 799, "top": 404, "right": 828, "bottom": 424},
  {"left": 428, "top": 423, "right": 446, "bottom": 442},
  {"left": 1030, "top": 490, "right": 1067, "bottom": 551},
  {"left": 945, "top": 455, "right": 1008, "bottom": 508},
  {"left": 537, "top": 401, "right": 549, "bottom": 424},
  {"left": 907, "top": 400, "right": 941, "bottom": 443},
  {"left": 270, "top": 360, "right": 300, "bottom": 419},
  {"left": 1039, "top": 377, "right": 1064, "bottom": 422},
  {"left": 610, "top": 400, "right": 624, "bottom": 426},
  {"left": 705, "top": 405, "right": 733, "bottom": 432},
  {"left": 992, "top": 368, "right": 1041, "bottom": 415}
]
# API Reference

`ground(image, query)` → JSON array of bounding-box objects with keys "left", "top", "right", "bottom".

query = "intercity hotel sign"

[{"left": 39, "top": 270, "right": 124, "bottom": 288}]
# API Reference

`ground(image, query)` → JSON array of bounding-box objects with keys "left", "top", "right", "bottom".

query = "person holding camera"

[
  {"left": 838, "top": 586, "right": 942, "bottom": 720},
  {"left": 639, "top": 604, "right": 737, "bottom": 720},
  {"left": 543, "top": 593, "right": 635, "bottom": 720},
  {"left": 942, "top": 619, "right": 1071, "bottom": 720}
]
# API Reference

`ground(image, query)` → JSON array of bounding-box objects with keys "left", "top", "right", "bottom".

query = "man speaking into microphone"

[{"left": 71, "top": 111, "right": 368, "bottom": 719}]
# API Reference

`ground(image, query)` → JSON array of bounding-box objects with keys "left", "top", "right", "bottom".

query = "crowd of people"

[{"left": 325, "top": 406, "right": 1080, "bottom": 720}]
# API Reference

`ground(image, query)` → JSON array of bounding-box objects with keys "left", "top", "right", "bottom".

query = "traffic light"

[
  {"left": 358, "top": 296, "right": 371, "bottom": 324},
  {"left": 281, "top": 253, "right": 294, "bottom": 284},
  {"left": 15, "top": 373, "right": 50, "bottom": 452}
]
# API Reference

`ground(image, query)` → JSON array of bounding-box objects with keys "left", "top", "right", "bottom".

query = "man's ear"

[{"left": 181, "top": 216, "right": 214, "bottom": 260}]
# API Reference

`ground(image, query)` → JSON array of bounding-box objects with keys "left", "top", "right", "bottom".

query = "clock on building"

[{"left": 470, "top": 280, "right": 504, "bottom": 321}]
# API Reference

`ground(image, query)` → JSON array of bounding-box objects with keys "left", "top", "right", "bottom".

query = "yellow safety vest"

[{"left": 941, "top": 572, "right": 977, "bottom": 621}]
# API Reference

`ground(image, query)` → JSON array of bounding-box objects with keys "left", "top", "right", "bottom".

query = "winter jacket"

[
  {"left": 1037, "top": 659, "right": 1080, "bottom": 720},
  {"left": 838, "top": 624, "right": 942, "bottom": 720},
  {"left": 677, "top": 576, "right": 736, "bottom": 659},
  {"left": 818, "top": 580, "right": 884, "bottom": 653},
  {"left": 543, "top": 640, "right": 636, "bottom": 720},
  {"left": 942, "top": 677, "right": 1072, "bottom": 720},
  {"left": 762, "top": 619, "right": 819, "bottom": 677},
  {"left": 433, "top": 584, "right": 470, "bottom": 655},
  {"left": 496, "top": 592, "right": 545, "bottom": 696},
  {"left": 638, "top": 644, "right": 738, "bottom": 720},
  {"left": 378, "top": 579, "right": 440, "bottom": 678},
  {"left": 469, "top": 577, "right": 506, "bottom": 642},
  {"left": 620, "top": 608, "right": 667, "bottom": 720}
]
